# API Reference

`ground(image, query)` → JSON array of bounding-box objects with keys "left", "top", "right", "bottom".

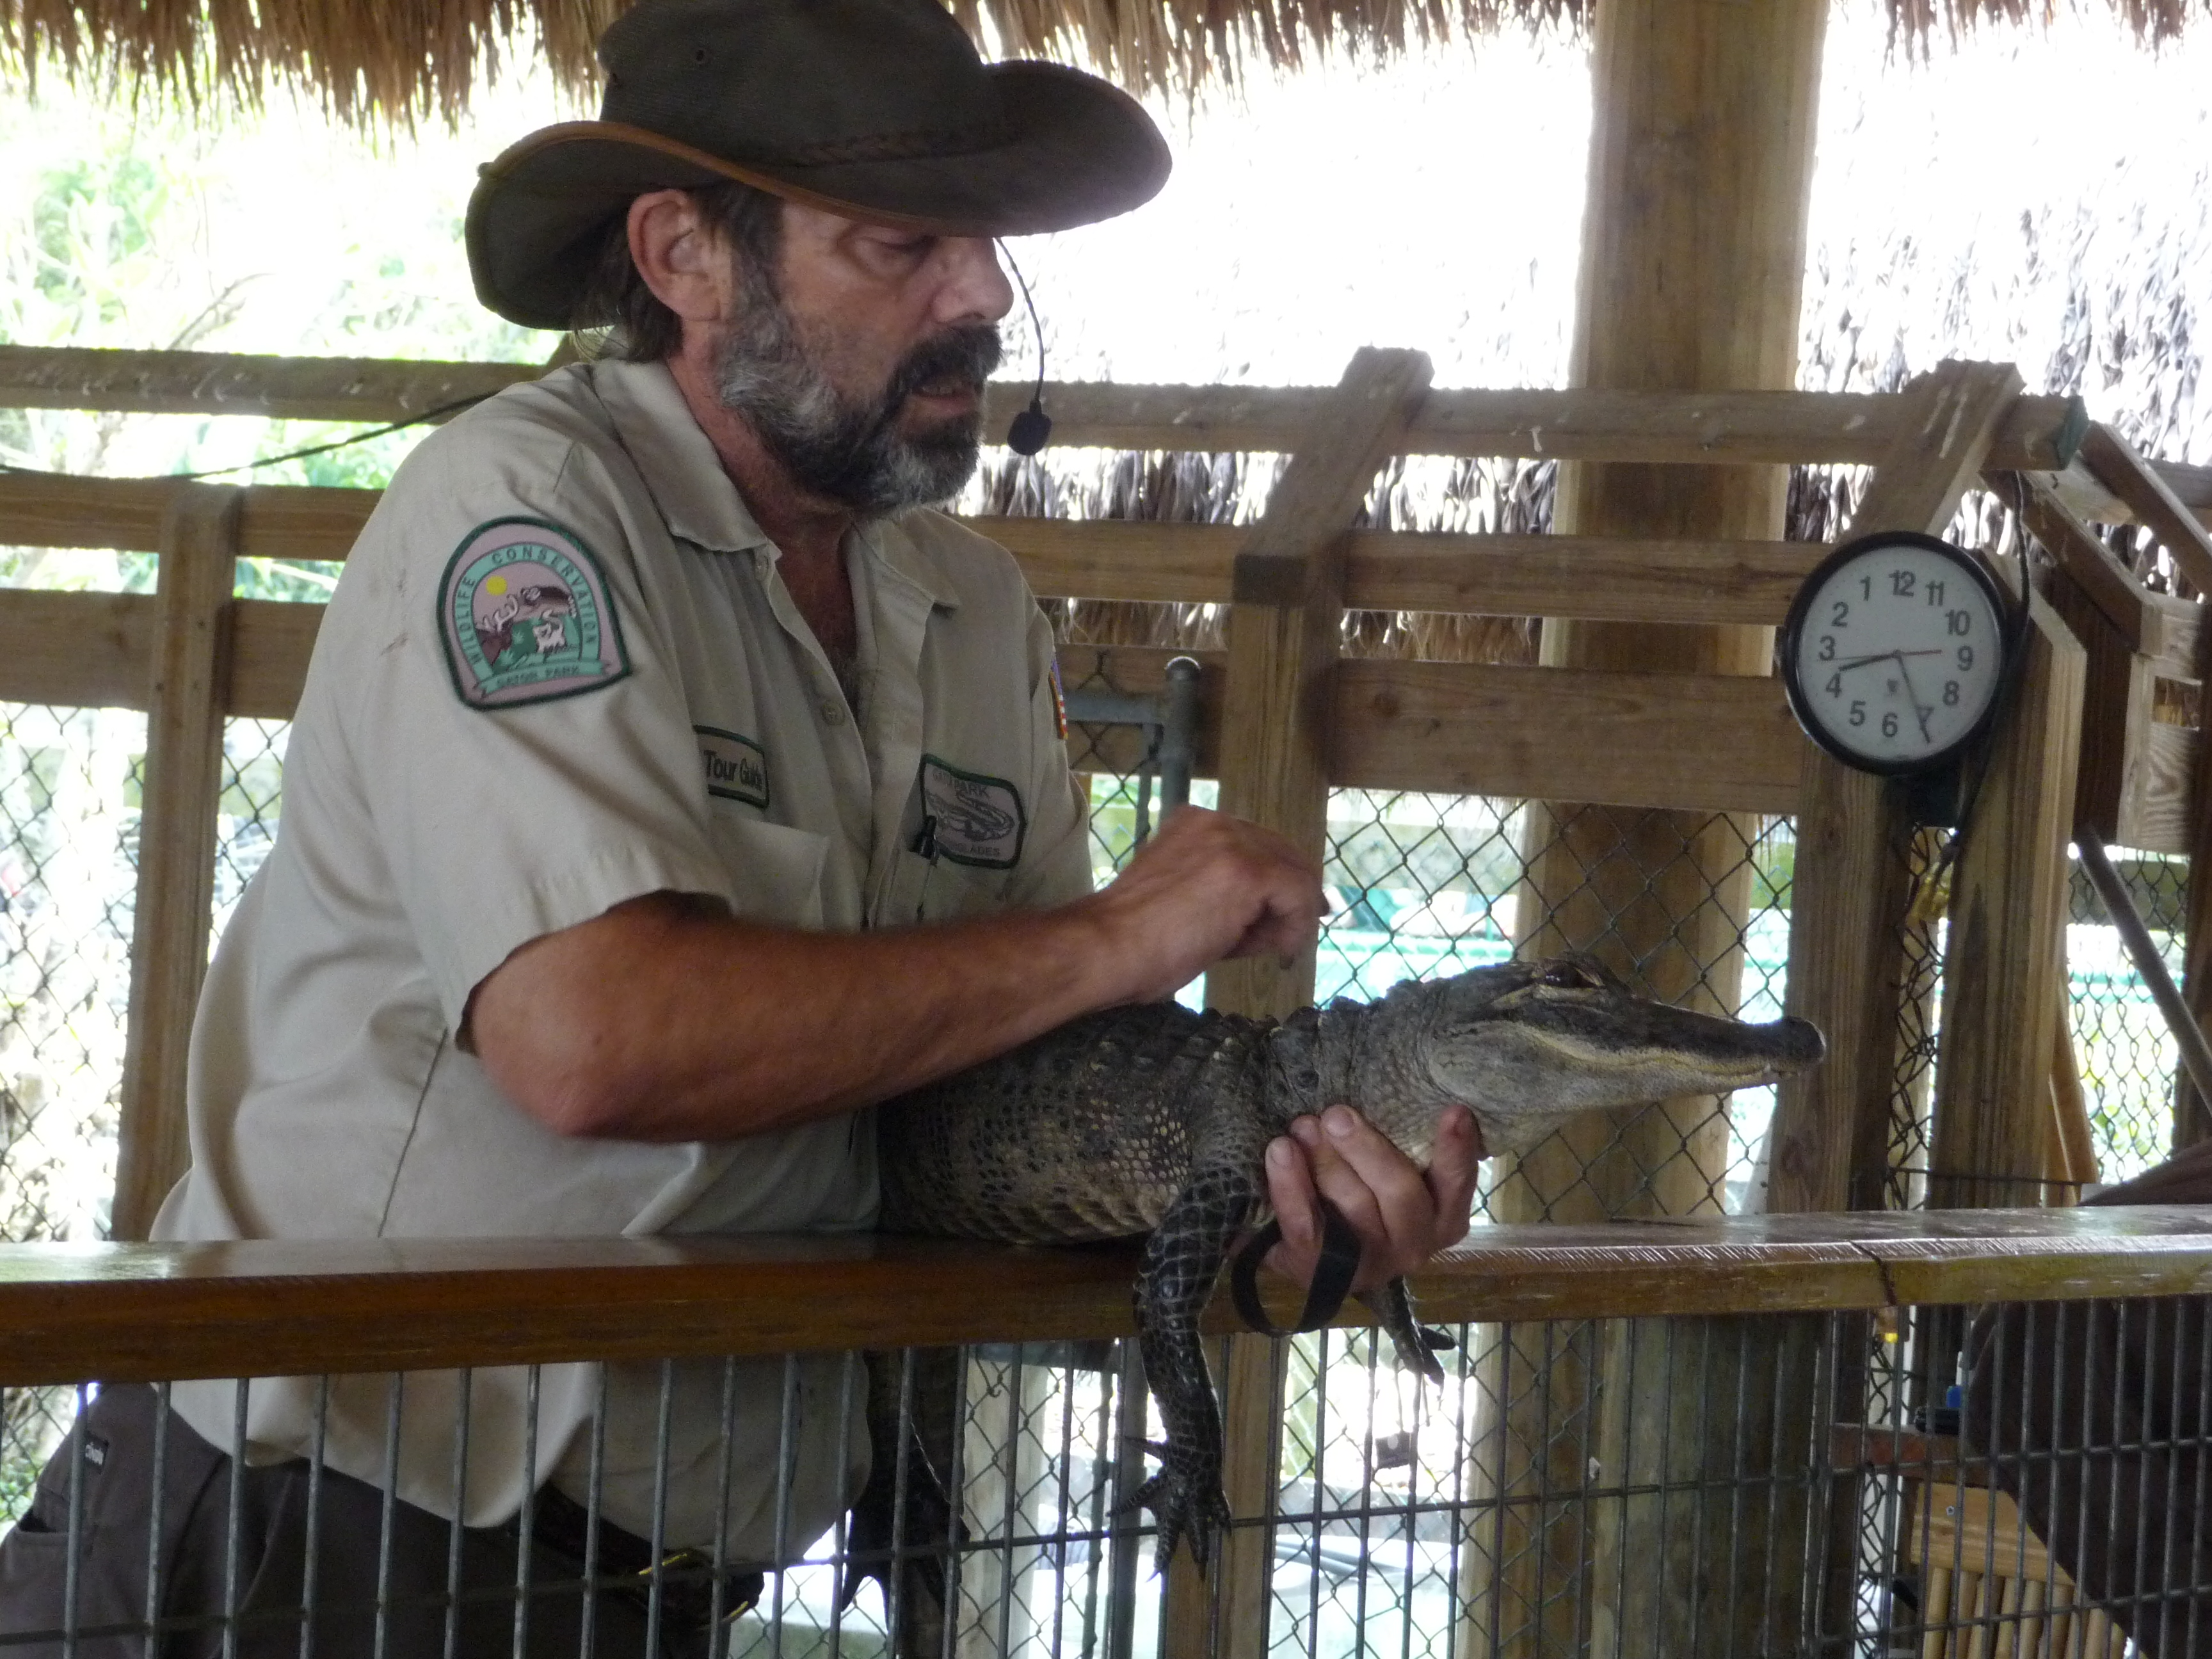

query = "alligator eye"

[{"left": 1540, "top": 961, "right": 1597, "bottom": 990}]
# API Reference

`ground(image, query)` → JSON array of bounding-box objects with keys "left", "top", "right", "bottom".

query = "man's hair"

[{"left": 575, "top": 180, "right": 787, "bottom": 362}]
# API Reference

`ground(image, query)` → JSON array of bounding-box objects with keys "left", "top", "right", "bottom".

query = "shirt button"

[{"left": 819, "top": 698, "right": 847, "bottom": 726}]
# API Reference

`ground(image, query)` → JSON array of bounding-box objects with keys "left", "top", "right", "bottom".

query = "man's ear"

[{"left": 627, "top": 189, "right": 726, "bottom": 325}]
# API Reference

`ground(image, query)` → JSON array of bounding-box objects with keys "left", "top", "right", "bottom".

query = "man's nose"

[{"left": 931, "top": 237, "right": 1016, "bottom": 326}]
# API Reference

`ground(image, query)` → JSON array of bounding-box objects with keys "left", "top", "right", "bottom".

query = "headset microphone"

[{"left": 999, "top": 241, "right": 1053, "bottom": 457}]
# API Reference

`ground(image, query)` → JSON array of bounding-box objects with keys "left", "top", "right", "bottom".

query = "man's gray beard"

[{"left": 712, "top": 295, "right": 999, "bottom": 517}]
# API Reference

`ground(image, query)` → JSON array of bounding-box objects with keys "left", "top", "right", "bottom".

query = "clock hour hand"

[{"left": 1829, "top": 647, "right": 1941, "bottom": 673}]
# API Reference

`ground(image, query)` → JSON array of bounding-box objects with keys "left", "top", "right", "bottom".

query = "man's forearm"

[
  {"left": 470, "top": 892, "right": 1135, "bottom": 1140},
  {"left": 467, "top": 806, "right": 1326, "bottom": 1142}
]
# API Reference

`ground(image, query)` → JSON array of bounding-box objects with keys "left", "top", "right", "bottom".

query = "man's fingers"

[
  {"left": 1264, "top": 1137, "right": 1319, "bottom": 1257},
  {"left": 1424, "top": 1105, "right": 1483, "bottom": 1252}
]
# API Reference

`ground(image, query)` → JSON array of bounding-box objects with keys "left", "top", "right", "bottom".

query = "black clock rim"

[{"left": 1778, "top": 529, "right": 2014, "bottom": 778}]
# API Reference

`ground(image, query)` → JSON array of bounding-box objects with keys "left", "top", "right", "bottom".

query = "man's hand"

[
  {"left": 1261, "top": 1104, "right": 1484, "bottom": 1294},
  {"left": 1083, "top": 807, "right": 1327, "bottom": 1007}
]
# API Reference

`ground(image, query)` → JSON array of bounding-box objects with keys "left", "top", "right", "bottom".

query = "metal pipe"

[
  {"left": 2074, "top": 828, "right": 2212, "bottom": 1113},
  {"left": 1159, "top": 657, "right": 1202, "bottom": 815}
]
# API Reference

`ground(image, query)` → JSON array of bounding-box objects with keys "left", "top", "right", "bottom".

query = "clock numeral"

[
  {"left": 1848, "top": 700, "right": 1867, "bottom": 727},
  {"left": 1957, "top": 645, "right": 1975, "bottom": 671},
  {"left": 1891, "top": 570, "right": 1916, "bottom": 597},
  {"left": 1823, "top": 673, "right": 1843, "bottom": 698},
  {"left": 1946, "top": 609, "right": 1973, "bottom": 637},
  {"left": 1926, "top": 580, "right": 1946, "bottom": 607},
  {"left": 1817, "top": 635, "right": 1836, "bottom": 662},
  {"left": 1831, "top": 600, "right": 1851, "bottom": 628},
  {"left": 1881, "top": 711, "right": 1899, "bottom": 739},
  {"left": 1944, "top": 680, "right": 1960, "bottom": 707},
  {"left": 1858, "top": 576, "right": 1871, "bottom": 600}
]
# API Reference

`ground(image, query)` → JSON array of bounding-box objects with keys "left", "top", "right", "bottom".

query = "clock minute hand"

[
  {"left": 1887, "top": 650, "right": 1936, "bottom": 744},
  {"left": 1830, "top": 647, "right": 1943, "bottom": 671}
]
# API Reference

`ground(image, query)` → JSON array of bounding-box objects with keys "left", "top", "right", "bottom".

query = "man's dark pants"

[{"left": 0, "top": 1385, "right": 751, "bottom": 1658}]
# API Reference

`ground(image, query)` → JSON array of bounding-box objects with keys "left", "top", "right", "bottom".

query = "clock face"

[{"left": 1782, "top": 533, "right": 2011, "bottom": 774}]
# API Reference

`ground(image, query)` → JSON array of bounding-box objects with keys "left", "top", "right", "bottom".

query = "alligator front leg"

[{"left": 1132, "top": 1161, "right": 1258, "bottom": 1576}]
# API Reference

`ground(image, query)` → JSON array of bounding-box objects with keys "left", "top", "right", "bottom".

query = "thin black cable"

[
  {"left": 0, "top": 390, "right": 494, "bottom": 485},
  {"left": 996, "top": 240, "right": 1052, "bottom": 456}
]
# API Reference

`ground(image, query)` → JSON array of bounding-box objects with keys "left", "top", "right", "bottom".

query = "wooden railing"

[{"left": 0, "top": 1206, "right": 2208, "bottom": 1388}]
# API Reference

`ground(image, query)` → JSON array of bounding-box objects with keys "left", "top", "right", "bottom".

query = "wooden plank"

[
  {"left": 1205, "top": 345, "right": 1433, "bottom": 1017},
  {"left": 0, "top": 471, "right": 375, "bottom": 559},
  {"left": 227, "top": 598, "right": 325, "bottom": 719},
  {"left": 1928, "top": 593, "right": 2087, "bottom": 1209},
  {"left": 2120, "top": 721, "right": 2199, "bottom": 858},
  {"left": 0, "top": 588, "right": 154, "bottom": 708},
  {"left": 1343, "top": 533, "right": 1822, "bottom": 621},
  {"left": 112, "top": 485, "right": 240, "bottom": 1242},
  {"left": 2081, "top": 424, "right": 2212, "bottom": 599},
  {"left": 1768, "top": 362, "right": 2026, "bottom": 1217},
  {"left": 0, "top": 1206, "right": 2209, "bottom": 1390},
  {"left": 2046, "top": 562, "right": 2156, "bottom": 849},
  {"left": 0, "top": 344, "right": 538, "bottom": 423},
  {"left": 1180, "top": 346, "right": 1431, "bottom": 1659},
  {"left": 2016, "top": 472, "right": 2167, "bottom": 655},
  {"left": 0, "top": 344, "right": 2084, "bottom": 467},
  {"left": 1000, "top": 518, "right": 1827, "bottom": 621},
  {"left": 1329, "top": 660, "right": 1806, "bottom": 811}
]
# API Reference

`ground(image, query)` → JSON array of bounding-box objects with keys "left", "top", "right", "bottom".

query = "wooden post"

[
  {"left": 112, "top": 483, "right": 239, "bottom": 1241},
  {"left": 2073, "top": 428, "right": 2212, "bottom": 1151},
  {"left": 1927, "top": 593, "right": 2087, "bottom": 1208},
  {"left": 1765, "top": 362, "right": 2026, "bottom": 1215},
  {"left": 1162, "top": 347, "right": 1429, "bottom": 1659},
  {"left": 1471, "top": 3, "right": 1827, "bottom": 1653}
]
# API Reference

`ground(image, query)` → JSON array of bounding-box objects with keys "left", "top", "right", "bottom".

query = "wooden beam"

[
  {"left": 1176, "top": 345, "right": 1431, "bottom": 1659},
  {"left": 0, "top": 589, "right": 153, "bottom": 707},
  {"left": 1205, "top": 346, "right": 1433, "bottom": 1016},
  {"left": 1928, "top": 591, "right": 2087, "bottom": 1208},
  {"left": 1767, "top": 362, "right": 2025, "bottom": 1217},
  {"left": 0, "top": 343, "right": 2085, "bottom": 467},
  {"left": 2081, "top": 424, "right": 2212, "bottom": 598},
  {"left": 1331, "top": 661, "right": 1805, "bottom": 812},
  {"left": 0, "top": 471, "right": 1828, "bottom": 625},
  {"left": 0, "top": 1206, "right": 2209, "bottom": 1389},
  {"left": 113, "top": 485, "right": 239, "bottom": 1241},
  {"left": 0, "top": 344, "right": 538, "bottom": 423},
  {"left": 2046, "top": 562, "right": 2158, "bottom": 852}
]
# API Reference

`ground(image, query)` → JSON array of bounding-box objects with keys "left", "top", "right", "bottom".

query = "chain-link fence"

[{"left": 0, "top": 701, "right": 141, "bottom": 1523}]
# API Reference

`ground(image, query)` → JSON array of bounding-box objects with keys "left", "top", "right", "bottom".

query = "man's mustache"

[{"left": 882, "top": 325, "right": 1004, "bottom": 412}]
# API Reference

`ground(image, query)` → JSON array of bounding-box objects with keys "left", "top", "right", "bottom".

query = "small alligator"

[{"left": 863, "top": 953, "right": 1825, "bottom": 1593}]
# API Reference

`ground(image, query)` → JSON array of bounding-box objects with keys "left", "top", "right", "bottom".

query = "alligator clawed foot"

[{"left": 1132, "top": 1445, "right": 1233, "bottom": 1575}]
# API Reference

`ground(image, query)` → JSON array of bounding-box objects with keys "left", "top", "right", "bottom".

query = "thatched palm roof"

[{"left": 0, "top": 0, "right": 2203, "bottom": 127}]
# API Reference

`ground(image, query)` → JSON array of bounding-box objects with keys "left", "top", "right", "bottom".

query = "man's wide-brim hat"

[{"left": 468, "top": 0, "right": 1173, "bottom": 330}]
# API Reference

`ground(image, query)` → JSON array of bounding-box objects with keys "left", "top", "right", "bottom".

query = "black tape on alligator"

[{"left": 860, "top": 953, "right": 1827, "bottom": 1596}]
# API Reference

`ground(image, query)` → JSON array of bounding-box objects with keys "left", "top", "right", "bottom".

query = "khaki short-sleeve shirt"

[{"left": 153, "top": 357, "right": 1093, "bottom": 1555}]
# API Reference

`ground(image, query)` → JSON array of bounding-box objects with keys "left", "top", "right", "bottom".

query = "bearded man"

[{"left": 0, "top": 0, "right": 1480, "bottom": 1651}]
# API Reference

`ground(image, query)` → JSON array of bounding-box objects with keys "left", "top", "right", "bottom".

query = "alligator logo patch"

[
  {"left": 438, "top": 518, "right": 629, "bottom": 710},
  {"left": 696, "top": 726, "right": 769, "bottom": 809},
  {"left": 918, "top": 755, "right": 1025, "bottom": 869}
]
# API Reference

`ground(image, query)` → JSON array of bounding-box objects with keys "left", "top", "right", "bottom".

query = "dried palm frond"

[{"left": 0, "top": 0, "right": 2202, "bottom": 131}]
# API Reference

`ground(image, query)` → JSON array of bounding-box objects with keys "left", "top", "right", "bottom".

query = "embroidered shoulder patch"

[
  {"left": 918, "top": 755, "right": 1026, "bottom": 870},
  {"left": 696, "top": 726, "right": 769, "bottom": 809},
  {"left": 438, "top": 518, "right": 629, "bottom": 710}
]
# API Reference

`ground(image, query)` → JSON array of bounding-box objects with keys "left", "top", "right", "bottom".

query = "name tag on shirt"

[{"left": 696, "top": 726, "right": 770, "bottom": 809}]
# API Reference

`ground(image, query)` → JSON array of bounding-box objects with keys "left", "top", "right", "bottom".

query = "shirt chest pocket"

[
  {"left": 874, "top": 847, "right": 1013, "bottom": 927},
  {"left": 705, "top": 810, "right": 830, "bottom": 929}
]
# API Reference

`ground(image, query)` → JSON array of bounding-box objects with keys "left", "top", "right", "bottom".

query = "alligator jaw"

[{"left": 1417, "top": 960, "right": 1827, "bottom": 1155}]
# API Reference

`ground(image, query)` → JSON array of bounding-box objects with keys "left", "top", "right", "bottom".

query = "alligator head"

[{"left": 1368, "top": 953, "right": 1825, "bottom": 1156}]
